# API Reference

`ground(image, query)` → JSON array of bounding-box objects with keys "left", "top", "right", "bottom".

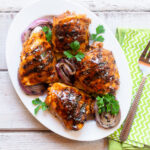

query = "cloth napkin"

[
  {"left": 109, "top": 139, "right": 150, "bottom": 150},
  {"left": 109, "top": 28, "right": 150, "bottom": 148}
]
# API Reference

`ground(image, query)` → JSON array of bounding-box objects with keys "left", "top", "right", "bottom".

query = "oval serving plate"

[{"left": 6, "top": 0, "right": 132, "bottom": 141}]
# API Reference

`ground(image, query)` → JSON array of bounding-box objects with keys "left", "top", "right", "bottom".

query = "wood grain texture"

[
  {"left": 0, "top": 0, "right": 150, "bottom": 12},
  {"left": 0, "top": 0, "right": 150, "bottom": 148},
  {"left": 0, "top": 132, "right": 108, "bottom": 150},
  {"left": 1, "top": 12, "right": 150, "bottom": 69},
  {"left": 0, "top": 72, "right": 46, "bottom": 130},
  {"left": 0, "top": 13, "right": 16, "bottom": 70}
]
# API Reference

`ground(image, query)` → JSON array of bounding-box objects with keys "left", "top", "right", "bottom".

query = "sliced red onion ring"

[
  {"left": 95, "top": 102, "right": 121, "bottom": 128},
  {"left": 21, "top": 16, "right": 53, "bottom": 43},
  {"left": 56, "top": 58, "right": 76, "bottom": 84},
  {"left": 18, "top": 72, "right": 48, "bottom": 95}
]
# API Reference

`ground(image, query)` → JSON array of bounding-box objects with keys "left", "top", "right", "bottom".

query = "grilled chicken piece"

[
  {"left": 52, "top": 11, "right": 91, "bottom": 53},
  {"left": 75, "top": 42, "right": 120, "bottom": 95},
  {"left": 18, "top": 30, "right": 58, "bottom": 86},
  {"left": 45, "top": 83, "right": 94, "bottom": 130}
]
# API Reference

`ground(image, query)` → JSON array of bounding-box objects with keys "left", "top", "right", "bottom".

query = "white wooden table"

[{"left": 0, "top": 0, "right": 150, "bottom": 149}]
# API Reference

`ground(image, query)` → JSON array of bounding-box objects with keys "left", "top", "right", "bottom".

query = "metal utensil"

[{"left": 120, "top": 41, "right": 150, "bottom": 142}]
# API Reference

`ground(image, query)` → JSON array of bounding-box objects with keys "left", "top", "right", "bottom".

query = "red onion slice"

[
  {"left": 95, "top": 102, "right": 121, "bottom": 128},
  {"left": 56, "top": 58, "right": 76, "bottom": 84},
  {"left": 18, "top": 72, "right": 47, "bottom": 95},
  {"left": 21, "top": 16, "right": 53, "bottom": 43},
  {"left": 56, "top": 64, "right": 71, "bottom": 84}
]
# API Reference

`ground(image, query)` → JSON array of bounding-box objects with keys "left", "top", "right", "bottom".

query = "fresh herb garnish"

[
  {"left": 42, "top": 26, "right": 52, "bottom": 42},
  {"left": 70, "top": 40, "right": 80, "bottom": 51},
  {"left": 91, "top": 25, "right": 105, "bottom": 42},
  {"left": 64, "top": 50, "right": 74, "bottom": 59},
  {"left": 96, "top": 94, "right": 119, "bottom": 115},
  {"left": 75, "top": 52, "right": 85, "bottom": 61},
  {"left": 64, "top": 40, "right": 85, "bottom": 61},
  {"left": 32, "top": 98, "right": 48, "bottom": 115},
  {"left": 96, "top": 25, "right": 105, "bottom": 34}
]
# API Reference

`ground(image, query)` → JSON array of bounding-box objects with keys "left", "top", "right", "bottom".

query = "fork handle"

[{"left": 120, "top": 76, "right": 147, "bottom": 142}]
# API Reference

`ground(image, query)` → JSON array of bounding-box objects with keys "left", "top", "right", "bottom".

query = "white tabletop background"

[{"left": 0, "top": 0, "right": 150, "bottom": 149}]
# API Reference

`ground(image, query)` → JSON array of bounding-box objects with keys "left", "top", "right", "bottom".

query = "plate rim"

[{"left": 5, "top": 0, "right": 132, "bottom": 141}]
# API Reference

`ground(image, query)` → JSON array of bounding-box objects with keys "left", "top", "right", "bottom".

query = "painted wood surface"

[
  {"left": 0, "top": 0, "right": 150, "bottom": 149},
  {"left": 0, "top": 132, "right": 108, "bottom": 150},
  {"left": 0, "top": 0, "right": 149, "bottom": 11}
]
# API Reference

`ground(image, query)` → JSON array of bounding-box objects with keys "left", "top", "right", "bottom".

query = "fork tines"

[{"left": 139, "top": 41, "right": 150, "bottom": 64}]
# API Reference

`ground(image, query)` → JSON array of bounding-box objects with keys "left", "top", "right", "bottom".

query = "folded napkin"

[
  {"left": 109, "top": 139, "right": 150, "bottom": 150},
  {"left": 109, "top": 28, "right": 150, "bottom": 148}
]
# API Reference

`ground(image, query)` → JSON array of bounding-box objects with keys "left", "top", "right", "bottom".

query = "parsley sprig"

[
  {"left": 96, "top": 94, "right": 119, "bottom": 115},
  {"left": 42, "top": 26, "right": 52, "bottom": 42},
  {"left": 32, "top": 98, "right": 48, "bottom": 115},
  {"left": 91, "top": 25, "right": 105, "bottom": 42},
  {"left": 64, "top": 41, "right": 85, "bottom": 61}
]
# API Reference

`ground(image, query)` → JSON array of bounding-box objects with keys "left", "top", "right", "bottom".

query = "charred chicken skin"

[
  {"left": 75, "top": 42, "right": 120, "bottom": 95},
  {"left": 52, "top": 11, "right": 91, "bottom": 53},
  {"left": 18, "top": 31, "right": 58, "bottom": 86},
  {"left": 45, "top": 83, "right": 94, "bottom": 130}
]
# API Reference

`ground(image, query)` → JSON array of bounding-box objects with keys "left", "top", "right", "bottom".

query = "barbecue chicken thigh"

[
  {"left": 45, "top": 83, "right": 94, "bottom": 130},
  {"left": 75, "top": 42, "right": 120, "bottom": 95},
  {"left": 18, "top": 30, "right": 58, "bottom": 87},
  {"left": 52, "top": 11, "right": 91, "bottom": 53}
]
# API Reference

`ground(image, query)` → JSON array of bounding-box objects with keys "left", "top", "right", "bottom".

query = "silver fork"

[{"left": 120, "top": 41, "right": 150, "bottom": 142}]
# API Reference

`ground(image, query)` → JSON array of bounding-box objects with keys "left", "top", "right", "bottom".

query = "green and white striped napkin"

[{"left": 109, "top": 28, "right": 150, "bottom": 148}]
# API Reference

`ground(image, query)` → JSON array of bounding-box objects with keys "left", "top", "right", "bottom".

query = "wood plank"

[
  {"left": 0, "top": 13, "right": 16, "bottom": 70},
  {"left": 0, "top": 71, "right": 46, "bottom": 130},
  {"left": 91, "top": 0, "right": 150, "bottom": 12},
  {"left": 97, "top": 12, "right": 150, "bottom": 34},
  {"left": 1, "top": 12, "right": 150, "bottom": 69},
  {"left": 0, "top": 132, "right": 108, "bottom": 150},
  {"left": 0, "top": 0, "right": 150, "bottom": 12}
]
